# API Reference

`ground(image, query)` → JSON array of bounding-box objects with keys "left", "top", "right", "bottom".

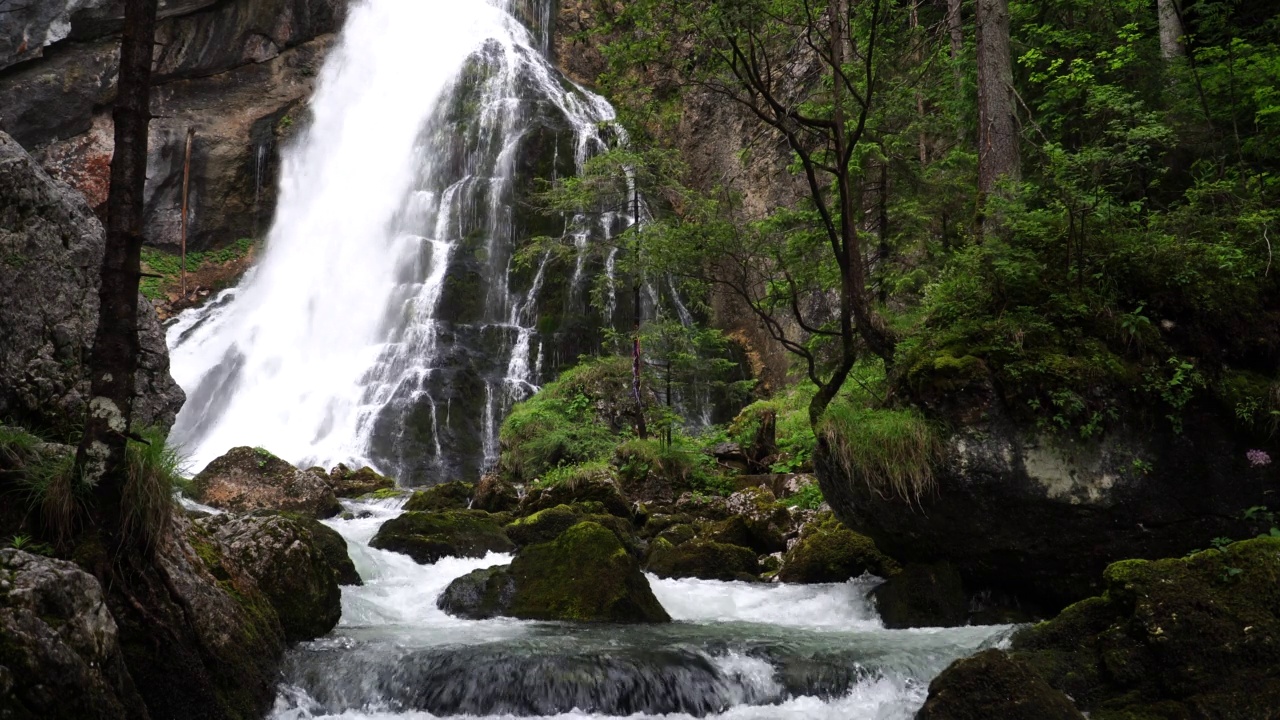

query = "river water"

[{"left": 265, "top": 498, "right": 1012, "bottom": 720}]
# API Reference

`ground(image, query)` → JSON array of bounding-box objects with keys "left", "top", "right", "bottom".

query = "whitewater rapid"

[{"left": 266, "top": 498, "right": 1013, "bottom": 720}]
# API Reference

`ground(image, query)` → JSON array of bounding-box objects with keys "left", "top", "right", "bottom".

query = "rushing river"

[{"left": 266, "top": 498, "right": 1013, "bottom": 720}]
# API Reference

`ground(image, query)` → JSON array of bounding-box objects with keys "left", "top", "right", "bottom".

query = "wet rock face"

[
  {"left": 0, "top": 131, "right": 184, "bottom": 434},
  {"left": 0, "top": 549, "right": 148, "bottom": 720},
  {"left": 198, "top": 511, "right": 346, "bottom": 641},
  {"left": 0, "top": 0, "right": 344, "bottom": 255},
  {"left": 192, "top": 446, "right": 341, "bottom": 518},
  {"left": 817, "top": 383, "right": 1278, "bottom": 610},
  {"left": 440, "top": 520, "right": 670, "bottom": 623}
]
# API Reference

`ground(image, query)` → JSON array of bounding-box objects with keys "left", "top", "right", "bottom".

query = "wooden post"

[{"left": 181, "top": 127, "right": 194, "bottom": 297}]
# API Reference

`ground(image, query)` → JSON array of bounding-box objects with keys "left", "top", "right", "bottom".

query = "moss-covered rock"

[
  {"left": 472, "top": 473, "right": 519, "bottom": 512},
  {"left": 404, "top": 481, "right": 474, "bottom": 512},
  {"left": 656, "top": 523, "right": 697, "bottom": 547},
  {"left": 645, "top": 539, "right": 759, "bottom": 581},
  {"left": 504, "top": 504, "right": 581, "bottom": 547},
  {"left": 327, "top": 463, "right": 394, "bottom": 498},
  {"left": 916, "top": 649, "right": 1084, "bottom": 720},
  {"left": 300, "top": 515, "right": 361, "bottom": 586},
  {"left": 369, "top": 510, "right": 514, "bottom": 564},
  {"left": 873, "top": 563, "right": 967, "bottom": 629},
  {"left": 777, "top": 512, "right": 898, "bottom": 583},
  {"left": 518, "top": 475, "right": 631, "bottom": 518},
  {"left": 198, "top": 511, "right": 344, "bottom": 642},
  {"left": 192, "top": 446, "right": 340, "bottom": 518},
  {"left": 1005, "top": 537, "right": 1280, "bottom": 718},
  {"left": 706, "top": 515, "right": 786, "bottom": 555},
  {"left": 439, "top": 521, "right": 670, "bottom": 623},
  {"left": 639, "top": 512, "right": 694, "bottom": 538}
]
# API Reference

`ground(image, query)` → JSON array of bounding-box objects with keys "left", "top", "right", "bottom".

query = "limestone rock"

[
  {"left": 440, "top": 521, "right": 669, "bottom": 623},
  {"left": 777, "top": 512, "right": 898, "bottom": 583},
  {"left": 0, "top": 549, "right": 148, "bottom": 719},
  {"left": 0, "top": 131, "right": 184, "bottom": 434},
  {"left": 191, "top": 446, "right": 341, "bottom": 518},
  {"left": 369, "top": 510, "right": 514, "bottom": 565},
  {"left": 198, "top": 511, "right": 346, "bottom": 641}
]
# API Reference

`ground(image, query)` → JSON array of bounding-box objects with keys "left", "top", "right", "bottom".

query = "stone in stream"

[
  {"left": 191, "top": 446, "right": 341, "bottom": 519},
  {"left": 916, "top": 649, "right": 1084, "bottom": 720},
  {"left": 777, "top": 511, "right": 899, "bottom": 583},
  {"left": 198, "top": 510, "right": 354, "bottom": 642},
  {"left": 328, "top": 463, "right": 394, "bottom": 498},
  {"left": 369, "top": 510, "right": 514, "bottom": 565},
  {"left": 403, "top": 480, "right": 474, "bottom": 512},
  {"left": 872, "top": 563, "right": 968, "bottom": 629},
  {"left": 645, "top": 538, "right": 760, "bottom": 582},
  {"left": 504, "top": 503, "right": 645, "bottom": 559},
  {"left": 439, "top": 521, "right": 670, "bottom": 623},
  {"left": 0, "top": 549, "right": 149, "bottom": 719},
  {"left": 517, "top": 475, "right": 632, "bottom": 519}
]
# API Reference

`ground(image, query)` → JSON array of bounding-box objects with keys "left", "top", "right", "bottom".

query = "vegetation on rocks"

[
  {"left": 778, "top": 512, "right": 899, "bottom": 584},
  {"left": 369, "top": 510, "right": 514, "bottom": 565},
  {"left": 645, "top": 538, "right": 759, "bottom": 582}
]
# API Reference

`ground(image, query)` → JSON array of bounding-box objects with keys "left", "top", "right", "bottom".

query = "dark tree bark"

[
  {"left": 975, "top": 0, "right": 1018, "bottom": 228},
  {"left": 74, "top": 0, "right": 159, "bottom": 549}
]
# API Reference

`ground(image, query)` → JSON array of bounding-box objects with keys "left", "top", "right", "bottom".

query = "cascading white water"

[{"left": 167, "top": 0, "right": 621, "bottom": 478}]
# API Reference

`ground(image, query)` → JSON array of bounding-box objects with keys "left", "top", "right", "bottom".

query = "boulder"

[
  {"left": 518, "top": 476, "right": 632, "bottom": 519},
  {"left": 197, "top": 511, "right": 346, "bottom": 641},
  {"left": 404, "top": 481, "right": 474, "bottom": 512},
  {"left": 0, "top": 549, "right": 148, "bottom": 719},
  {"left": 777, "top": 512, "right": 898, "bottom": 583},
  {"left": 472, "top": 473, "right": 519, "bottom": 512},
  {"left": 706, "top": 515, "right": 786, "bottom": 555},
  {"left": 328, "top": 464, "right": 394, "bottom": 498},
  {"left": 504, "top": 503, "right": 643, "bottom": 557},
  {"left": 872, "top": 563, "right": 968, "bottom": 629},
  {"left": 440, "top": 521, "right": 670, "bottom": 623},
  {"left": 0, "top": 130, "right": 183, "bottom": 435},
  {"left": 115, "top": 513, "right": 285, "bottom": 720},
  {"left": 304, "top": 517, "right": 362, "bottom": 586},
  {"left": 646, "top": 539, "right": 759, "bottom": 582},
  {"left": 191, "top": 446, "right": 341, "bottom": 518},
  {"left": 1008, "top": 537, "right": 1280, "bottom": 718},
  {"left": 655, "top": 523, "right": 697, "bottom": 547},
  {"left": 817, "top": 380, "right": 1279, "bottom": 610},
  {"left": 916, "top": 649, "right": 1083, "bottom": 720},
  {"left": 369, "top": 510, "right": 514, "bottom": 565}
]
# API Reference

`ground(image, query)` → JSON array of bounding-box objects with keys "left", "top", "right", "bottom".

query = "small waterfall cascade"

[{"left": 167, "top": 0, "right": 627, "bottom": 481}]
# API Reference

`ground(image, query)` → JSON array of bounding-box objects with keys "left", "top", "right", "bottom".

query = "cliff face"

[
  {"left": 0, "top": 0, "right": 345, "bottom": 254},
  {"left": 0, "top": 131, "right": 183, "bottom": 432}
]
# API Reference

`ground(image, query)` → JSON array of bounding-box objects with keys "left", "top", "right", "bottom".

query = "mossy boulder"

[
  {"left": 327, "top": 463, "right": 394, "bottom": 498},
  {"left": 518, "top": 476, "right": 632, "bottom": 519},
  {"left": 639, "top": 512, "right": 694, "bottom": 538},
  {"left": 404, "top": 481, "right": 474, "bottom": 512},
  {"left": 873, "top": 563, "right": 968, "bottom": 629},
  {"left": 504, "top": 504, "right": 643, "bottom": 558},
  {"left": 192, "top": 446, "right": 340, "bottom": 518},
  {"left": 369, "top": 510, "right": 514, "bottom": 564},
  {"left": 656, "top": 523, "right": 697, "bottom": 547},
  {"left": 197, "top": 511, "right": 345, "bottom": 642},
  {"left": 916, "top": 649, "right": 1084, "bottom": 720},
  {"left": 295, "top": 514, "right": 361, "bottom": 586},
  {"left": 645, "top": 539, "right": 759, "bottom": 581},
  {"left": 1006, "top": 537, "right": 1280, "bottom": 718},
  {"left": 706, "top": 515, "right": 786, "bottom": 555},
  {"left": 472, "top": 473, "right": 519, "bottom": 512},
  {"left": 777, "top": 512, "right": 899, "bottom": 583},
  {"left": 439, "top": 521, "right": 670, "bottom": 623}
]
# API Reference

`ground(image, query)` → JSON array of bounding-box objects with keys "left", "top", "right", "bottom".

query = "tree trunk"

[
  {"left": 74, "top": 0, "right": 158, "bottom": 549},
  {"left": 975, "top": 0, "right": 1018, "bottom": 229},
  {"left": 1158, "top": 0, "right": 1185, "bottom": 61},
  {"left": 947, "top": 0, "right": 964, "bottom": 72}
]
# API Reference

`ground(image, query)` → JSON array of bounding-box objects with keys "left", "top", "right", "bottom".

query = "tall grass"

[
  {"left": 121, "top": 427, "right": 190, "bottom": 551},
  {"left": 819, "top": 404, "right": 940, "bottom": 506}
]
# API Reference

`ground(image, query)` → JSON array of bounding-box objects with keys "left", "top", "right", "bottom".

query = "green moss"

[
  {"left": 139, "top": 238, "right": 257, "bottom": 300},
  {"left": 507, "top": 521, "right": 669, "bottom": 622},
  {"left": 505, "top": 504, "right": 581, "bottom": 546},
  {"left": 369, "top": 510, "right": 514, "bottom": 564},
  {"left": 404, "top": 481, "right": 474, "bottom": 512},
  {"left": 645, "top": 538, "right": 759, "bottom": 581},
  {"left": 359, "top": 487, "right": 407, "bottom": 501},
  {"left": 778, "top": 512, "right": 899, "bottom": 583}
]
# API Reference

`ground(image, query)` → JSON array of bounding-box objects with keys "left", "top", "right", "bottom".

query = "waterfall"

[{"left": 167, "top": 0, "right": 620, "bottom": 481}]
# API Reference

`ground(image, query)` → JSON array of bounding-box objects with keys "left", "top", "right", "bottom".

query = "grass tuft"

[
  {"left": 121, "top": 427, "right": 190, "bottom": 551},
  {"left": 819, "top": 404, "right": 940, "bottom": 506}
]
